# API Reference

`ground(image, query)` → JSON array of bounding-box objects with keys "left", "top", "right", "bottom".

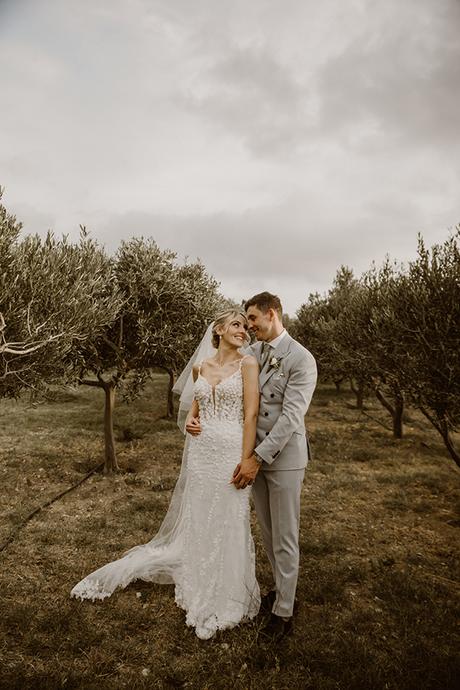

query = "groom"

[{"left": 232, "top": 291, "right": 317, "bottom": 640}]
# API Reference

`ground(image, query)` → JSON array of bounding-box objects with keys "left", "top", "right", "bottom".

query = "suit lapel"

[{"left": 259, "top": 334, "right": 293, "bottom": 389}]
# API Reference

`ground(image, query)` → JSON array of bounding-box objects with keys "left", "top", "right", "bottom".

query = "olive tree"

[
  {"left": 79, "top": 237, "right": 222, "bottom": 473},
  {"left": 294, "top": 291, "right": 346, "bottom": 391},
  {"left": 296, "top": 267, "right": 368, "bottom": 405},
  {"left": 390, "top": 232, "right": 460, "bottom": 465},
  {"left": 152, "top": 260, "right": 223, "bottom": 418},
  {"left": 0, "top": 193, "right": 122, "bottom": 397},
  {"left": 355, "top": 261, "right": 407, "bottom": 438},
  {"left": 296, "top": 264, "right": 405, "bottom": 433},
  {"left": 320, "top": 262, "right": 407, "bottom": 437}
]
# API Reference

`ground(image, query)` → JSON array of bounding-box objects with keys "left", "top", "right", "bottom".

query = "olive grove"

[{"left": 294, "top": 229, "right": 460, "bottom": 466}]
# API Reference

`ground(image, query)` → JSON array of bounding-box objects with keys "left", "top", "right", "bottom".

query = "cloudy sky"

[{"left": 1, "top": 0, "right": 459, "bottom": 314}]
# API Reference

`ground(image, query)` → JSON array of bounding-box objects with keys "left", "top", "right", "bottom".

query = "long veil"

[
  {"left": 173, "top": 323, "right": 216, "bottom": 433},
  {"left": 71, "top": 324, "right": 216, "bottom": 600}
]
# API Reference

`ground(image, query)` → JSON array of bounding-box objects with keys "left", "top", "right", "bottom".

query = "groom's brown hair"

[{"left": 244, "top": 291, "right": 283, "bottom": 317}]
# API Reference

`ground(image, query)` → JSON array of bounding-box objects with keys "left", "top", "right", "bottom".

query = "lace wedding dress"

[{"left": 71, "top": 359, "right": 260, "bottom": 639}]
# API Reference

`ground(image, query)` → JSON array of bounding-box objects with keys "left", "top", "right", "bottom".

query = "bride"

[{"left": 71, "top": 309, "right": 261, "bottom": 639}]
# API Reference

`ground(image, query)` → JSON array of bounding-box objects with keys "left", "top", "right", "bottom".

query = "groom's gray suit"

[{"left": 249, "top": 332, "right": 317, "bottom": 618}]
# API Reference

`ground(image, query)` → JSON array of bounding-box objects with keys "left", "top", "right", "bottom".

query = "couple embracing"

[{"left": 71, "top": 292, "right": 317, "bottom": 641}]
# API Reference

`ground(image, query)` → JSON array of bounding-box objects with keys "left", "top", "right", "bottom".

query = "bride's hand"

[
  {"left": 231, "top": 456, "right": 260, "bottom": 490},
  {"left": 185, "top": 416, "right": 202, "bottom": 436}
]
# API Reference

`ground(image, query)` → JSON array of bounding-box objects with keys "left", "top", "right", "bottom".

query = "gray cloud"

[
  {"left": 175, "top": 0, "right": 460, "bottom": 160},
  {"left": 316, "top": 0, "right": 460, "bottom": 153},
  {"left": 180, "top": 47, "right": 313, "bottom": 157},
  {"left": 1, "top": 0, "right": 458, "bottom": 317},
  {"left": 97, "top": 195, "right": 454, "bottom": 314}
]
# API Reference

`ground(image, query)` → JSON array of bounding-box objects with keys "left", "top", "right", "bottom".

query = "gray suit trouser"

[{"left": 252, "top": 468, "right": 305, "bottom": 618}]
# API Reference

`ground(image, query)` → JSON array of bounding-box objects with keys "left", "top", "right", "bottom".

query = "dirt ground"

[{"left": 0, "top": 376, "right": 459, "bottom": 689}]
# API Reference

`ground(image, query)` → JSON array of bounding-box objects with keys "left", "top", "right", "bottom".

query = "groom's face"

[{"left": 246, "top": 306, "right": 273, "bottom": 341}]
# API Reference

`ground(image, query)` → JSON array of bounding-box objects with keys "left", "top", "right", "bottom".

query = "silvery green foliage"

[
  {"left": 390, "top": 231, "right": 460, "bottom": 463},
  {"left": 294, "top": 266, "right": 361, "bottom": 389},
  {"left": 295, "top": 229, "right": 460, "bottom": 464},
  {"left": 0, "top": 192, "right": 122, "bottom": 397},
  {"left": 76, "top": 237, "right": 223, "bottom": 471},
  {"left": 79, "top": 237, "right": 223, "bottom": 398}
]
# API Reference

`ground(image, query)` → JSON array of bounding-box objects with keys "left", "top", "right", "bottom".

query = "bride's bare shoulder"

[
  {"left": 241, "top": 354, "right": 258, "bottom": 370},
  {"left": 194, "top": 357, "right": 215, "bottom": 378}
]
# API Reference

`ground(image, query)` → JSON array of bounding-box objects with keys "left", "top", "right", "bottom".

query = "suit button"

[
  {"left": 270, "top": 393, "right": 274, "bottom": 398},
  {"left": 264, "top": 412, "right": 268, "bottom": 417},
  {"left": 265, "top": 431, "right": 269, "bottom": 436}
]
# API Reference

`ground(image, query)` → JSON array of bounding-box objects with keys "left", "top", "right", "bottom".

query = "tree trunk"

[
  {"left": 166, "top": 369, "right": 175, "bottom": 419},
  {"left": 393, "top": 393, "right": 404, "bottom": 440},
  {"left": 421, "top": 409, "right": 460, "bottom": 468},
  {"left": 80, "top": 376, "right": 119, "bottom": 474},
  {"left": 103, "top": 383, "right": 118, "bottom": 474},
  {"left": 441, "top": 427, "right": 460, "bottom": 468},
  {"left": 350, "top": 379, "right": 365, "bottom": 409},
  {"left": 375, "top": 388, "right": 404, "bottom": 439},
  {"left": 334, "top": 378, "right": 343, "bottom": 393}
]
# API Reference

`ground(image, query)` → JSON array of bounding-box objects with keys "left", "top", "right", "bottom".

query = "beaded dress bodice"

[{"left": 193, "top": 367, "right": 244, "bottom": 426}]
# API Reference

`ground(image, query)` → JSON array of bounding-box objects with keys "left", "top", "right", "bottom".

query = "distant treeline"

[
  {"left": 1, "top": 188, "right": 459, "bottom": 468},
  {"left": 292, "top": 230, "right": 460, "bottom": 467}
]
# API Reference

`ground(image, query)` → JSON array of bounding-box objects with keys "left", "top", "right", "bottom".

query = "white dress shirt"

[{"left": 266, "top": 329, "right": 287, "bottom": 349}]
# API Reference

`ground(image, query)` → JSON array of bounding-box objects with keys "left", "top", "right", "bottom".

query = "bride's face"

[{"left": 218, "top": 315, "right": 249, "bottom": 348}]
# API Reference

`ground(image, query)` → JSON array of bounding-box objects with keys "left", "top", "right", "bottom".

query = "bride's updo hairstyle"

[{"left": 212, "top": 309, "right": 248, "bottom": 348}]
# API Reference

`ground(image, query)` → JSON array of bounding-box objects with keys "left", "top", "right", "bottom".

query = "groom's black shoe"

[
  {"left": 259, "top": 591, "right": 300, "bottom": 617},
  {"left": 260, "top": 613, "right": 293, "bottom": 642},
  {"left": 260, "top": 589, "right": 277, "bottom": 615}
]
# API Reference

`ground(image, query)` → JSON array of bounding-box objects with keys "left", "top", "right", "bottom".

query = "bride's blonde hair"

[{"left": 212, "top": 309, "right": 248, "bottom": 348}]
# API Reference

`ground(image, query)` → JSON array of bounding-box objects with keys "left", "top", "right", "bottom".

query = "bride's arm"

[
  {"left": 185, "top": 364, "right": 201, "bottom": 436},
  {"left": 185, "top": 398, "right": 199, "bottom": 425},
  {"left": 241, "top": 356, "right": 260, "bottom": 460}
]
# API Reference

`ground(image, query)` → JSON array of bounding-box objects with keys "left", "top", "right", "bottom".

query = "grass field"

[{"left": 0, "top": 376, "right": 459, "bottom": 689}]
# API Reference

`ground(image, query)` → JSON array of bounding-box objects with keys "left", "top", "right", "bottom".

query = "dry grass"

[{"left": 0, "top": 378, "right": 459, "bottom": 689}]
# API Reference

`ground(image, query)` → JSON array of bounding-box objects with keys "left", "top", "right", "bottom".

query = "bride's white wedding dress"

[{"left": 71, "top": 358, "right": 260, "bottom": 639}]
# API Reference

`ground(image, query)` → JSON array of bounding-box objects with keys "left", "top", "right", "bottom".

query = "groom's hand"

[
  {"left": 185, "top": 416, "right": 202, "bottom": 436},
  {"left": 231, "top": 455, "right": 260, "bottom": 490}
]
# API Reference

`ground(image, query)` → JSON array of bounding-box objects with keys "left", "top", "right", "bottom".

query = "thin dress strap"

[{"left": 238, "top": 355, "right": 249, "bottom": 371}]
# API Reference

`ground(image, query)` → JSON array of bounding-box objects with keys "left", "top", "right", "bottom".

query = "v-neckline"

[
  {"left": 198, "top": 369, "right": 240, "bottom": 392},
  {"left": 198, "top": 369, "right": 241, "bottom": 413}
]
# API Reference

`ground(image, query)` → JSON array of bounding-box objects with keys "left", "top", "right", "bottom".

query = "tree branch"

[
  {"left": 375, "top": 387, "right": 395, "bottom": 416},
  {"left": 79, "top": 378, "right": 103, "bottom": 388}
]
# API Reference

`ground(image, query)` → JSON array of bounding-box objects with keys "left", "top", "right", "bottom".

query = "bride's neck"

[{"left": 215, "top": 342, "right": 239, "bottom": 365}]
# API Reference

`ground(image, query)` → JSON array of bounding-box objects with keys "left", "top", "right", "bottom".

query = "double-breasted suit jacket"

[{"left": 250, "top": 333, "right": 317, "bottom": 470}]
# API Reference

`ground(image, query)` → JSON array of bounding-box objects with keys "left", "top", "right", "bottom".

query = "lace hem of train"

[
  {"left": 71, "top": 578, "right": 113, "bottom": 601},
  {"left": 175, "top": 585, "right": 260, "bottom": 640}
]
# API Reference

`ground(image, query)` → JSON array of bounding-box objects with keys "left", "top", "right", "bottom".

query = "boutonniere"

[{"left": 269, "top": 355, "right": 284, "bottom": 375}]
